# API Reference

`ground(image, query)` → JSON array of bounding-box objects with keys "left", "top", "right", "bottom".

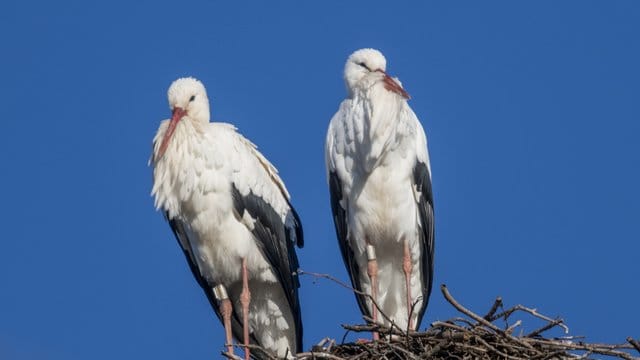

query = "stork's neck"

[
  {"left": 151, "top": 118, "right": 210, "bottom": 217},
  {"left": 351, "top": 82, "right": 406, "bottom": 172},
  {"left": 167, "top": 117, "right": 209, "bottom": 156}
]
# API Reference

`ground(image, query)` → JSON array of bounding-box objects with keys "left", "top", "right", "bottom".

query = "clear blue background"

[{"left": 1, "top": 1, "right": 638, "bottom": 359}]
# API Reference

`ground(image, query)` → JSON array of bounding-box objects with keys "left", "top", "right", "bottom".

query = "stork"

[
  {"left": 151, "top": 77, "right": 303, "bottom": 359},
  {"left": 325, "top": 49, "right": 435, "bottom": 338}
]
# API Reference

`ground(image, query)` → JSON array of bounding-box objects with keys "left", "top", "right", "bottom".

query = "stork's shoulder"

[
  {"left": 325, "top": 99, "right": 358, "bottom": 174},
  {"left": 211, "top": 122, "right": 293, "bottom": 217},
  {"left": 326, "top": 100, "right": 349, "bottom": 147},
  {"left": 326, "top": 99, "right": 362, "bottom": 150},
  {"left": 401, "top": 105, "right": 431, "bottom": 173},
  {"left": 206, "top": 122, "right": 240, "bottom": 146},
  {"left": 208, "top": 122, "right": 278, "bottom": 175},
  {"left": 328, "top": 99, "right": 354, "bottom": 130},
  {"left": 209, "top": 121, "right": 238, "bottom": 133}
]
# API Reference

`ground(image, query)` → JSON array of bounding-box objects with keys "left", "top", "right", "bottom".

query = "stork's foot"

[
  {"left": 366, "top": 244, "right": 380, "bottom": 341},
  {"left": 240, "top": 258, "right": 251, "bottom": 360},
  {"left": 214, "top": 285, "right": 234, "bottom": 356},
  {"left": 221, "top": 299, "right": 234, "bottom": 355},
  {"left": 402, "top": 241, "right": 414, "bottom": 330}
]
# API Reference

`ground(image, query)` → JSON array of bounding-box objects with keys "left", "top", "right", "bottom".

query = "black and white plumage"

[
  {"left": 151, "top": 77, "right": 303, "bottom": 359},
  {"left": 325, "top": 49, "right": 435, "bottom": 333}
]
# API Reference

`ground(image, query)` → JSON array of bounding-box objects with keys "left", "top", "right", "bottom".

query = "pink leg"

[
  {"left": 240, "top": 258, "right": 251, "bottom": 360},
  {"left": 221, "top": 299, "right": 234, "bottom": 354},
  {"left": 366, "top": 244, "right": 379, "bottom": 341},
  {"left": 214, "top": 285, "right": 234, "bottom": 355},
  {"left": 403, "top": 241, "right": 414, "bottom": 330}
]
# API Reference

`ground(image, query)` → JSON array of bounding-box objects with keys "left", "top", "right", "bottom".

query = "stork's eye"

[
  {"left": 189, "top": 95, "right": 196, "bottom": 102},
  {"left": 357, "top": 62, "right": 369, "bottom": 70}
]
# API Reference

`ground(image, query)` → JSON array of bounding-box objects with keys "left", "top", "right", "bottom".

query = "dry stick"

[
  {"left": 362, "top": 314, "right": 406, "bottom": 340},
  {"left": 528, "top": 338, "right": 638, "bottom": 360},
  {"left": 515, "top": 305, "right": 569, "bottom": 334},
  {"left": 386, "top": 341, "right": 420, "bottom": 360},
  {"left": 440, "top": 285, "right": 503, "bottom": 333},
  {"left": 221, "top": 352, "right": 243, "bottom": 360},
  {"left": 228, "top": 344, "right": 277, "bottom": 360},
  {"left": 447, "top": 317, "right": 478, "bottom": 328},
  {"left": 423, "top": 341, "right": 444, "bottom": 358},
  {"left": 453, "top": 341, "right": 488, "bottom": 354},
  {"left": 575, "top": 350, "right": 594, "bottom": 359},
  {"left": 492, "top": 304, "right": 570, "bottom": 334},
  {"left": 506, "top": 319, "right": 522, "bottom": 334},
  {"left": 576, "top": 346, "right": 637, "bottom": 360},
  {"left": 483, "top": 296, "right": 503, "bottom": 321},
  {"left": 628, "top": 337, "right": 640, "bottom": 354},
  {"left": 525, "top": 318, "right": 565, "bottom": 338},
  {"left": 339, "top": 328, "right": 352, "bottom": 346},
  {"left": 362, "top": 315, "right": 396, "bottom": 340},
  {"left": 530, "top": 350, "right": 566, "bottom": 360},
  {"left": 316, "top": 338, "right": 331, "bottom": 349},
  {"left": 438, "top": 316, "right": 553, "bottom": 359},
  {"left": 431, "top": 320, "right": 468, "bottom": 333},
  {"left": 354, "top": 342, "right": 375, "bottom": 358},
  {"left": 342, "top": 324, "right": 393, "bottom": 334},
  {"left": 440, "top": 284, "right": 539, "bottom": 354},
  {"left": 311, "top": 337, "right": 334, "bottom": 352},
  {"left": 297, "top": 351, "right": 346, "bottom": 360},
  {"left": 576, "top": 342, "right": 636, "bottom": 350},
  {"left": 471, "top": 335, "right": 527, "bottom": 360},
  {"left": 406, "top": 297, "right": 422, "bottom": 346},
  {"left": 299, "top": 269, "right": 403, "bottom": 334},
  {"left": 348, "top": 352, "right": 369, "bottom": 360}
]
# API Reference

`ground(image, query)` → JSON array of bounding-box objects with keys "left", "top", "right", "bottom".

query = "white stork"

[
  {"left": 151, "top": 77, "right": 303, "bottom": 359},
  {"left": 325, "top": 49, "right": 435, "bottom": 337}
]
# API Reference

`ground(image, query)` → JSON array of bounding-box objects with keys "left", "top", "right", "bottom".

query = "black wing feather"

[
  {"left": 412, "top": 161, "right": 435, "bottom": 327},
  {"left": 230, "top": 185, "right": 304, "bottom": 352},
  {"left": 329, "top": 172, "right": 372, "bottom": 320},
  {"left": 165, "top": 212, "right": 258, "bottom": 347}
]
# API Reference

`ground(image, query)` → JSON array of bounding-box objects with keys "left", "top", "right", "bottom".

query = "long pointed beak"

[
  {"left": 376, "top": 69, "right": 411, "bottom": 100},
  {"left": 157, "top": 107, "right": 187, "bottom": 160}
]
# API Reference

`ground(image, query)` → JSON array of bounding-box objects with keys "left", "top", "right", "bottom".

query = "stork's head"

[
  {"left": 343, "top": 48, "right": 410, "bottom": 99},
  {"left": 157, "top": 77, "right": 210, "bottom": 159}
]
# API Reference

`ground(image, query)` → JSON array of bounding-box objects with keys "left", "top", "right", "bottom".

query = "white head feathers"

[
  {"left": 167, "top": 77, "right": 210, "bottom": 124},
  {"left": 343, "top": 48, "right": 387, "bottom": 96}
]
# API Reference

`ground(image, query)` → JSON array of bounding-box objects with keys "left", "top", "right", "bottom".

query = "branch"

[{"left": 298, "top": 269, "right": 404, "bottom": 334}]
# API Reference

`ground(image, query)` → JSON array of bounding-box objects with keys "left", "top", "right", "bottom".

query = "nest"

[
  {"left": 298, "top": 284, "right": 640, "bottom": 360},
  {"left": 223, "top": 272, "right": 640, "bottom": 360}
]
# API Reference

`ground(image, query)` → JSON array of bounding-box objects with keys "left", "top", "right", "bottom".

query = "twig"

[
  {"left": 483, "top": 296, "right": 503, "bottom": 321},
  {"left": 526, "top": 318, "right": 565, "bottom": 338},
  {"left": 506, "top": 319, "right": 522, "bottom": 334},
  {"left": 386, "top": 341, "right": 420, "bottom": 360},
  {"left": 440, "top": 284, "right": 538, "bottom": 353},
  {"left": 227, "top": 344, "right": 277, "bottom": 360},
  {"left": 220, "top": 351, "right": 243, "bottom": 360},
  {"left": 299, "top": 269, "right": 397, "bottom": 329},
  {"left": 628, "top": 337, "right": 640, "bottom": 354},
  {"left": 297, "top": 351, "right": 346, "bottom": 360}
]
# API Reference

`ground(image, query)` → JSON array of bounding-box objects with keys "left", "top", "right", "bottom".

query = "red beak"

[
  {"left": 376, "top": 69, "right": 411, "bottom": 100},
  {"left": 157, "top": 107, "right": 187, "bottom": 160}
]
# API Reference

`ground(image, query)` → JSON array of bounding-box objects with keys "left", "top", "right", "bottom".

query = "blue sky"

[{"left": 1, "top": 1, "right": 638, "bottom": 359}]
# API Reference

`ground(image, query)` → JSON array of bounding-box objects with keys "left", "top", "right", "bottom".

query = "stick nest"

[{"left": 295, "top": 284, "right": 639, "bottom": 360}]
